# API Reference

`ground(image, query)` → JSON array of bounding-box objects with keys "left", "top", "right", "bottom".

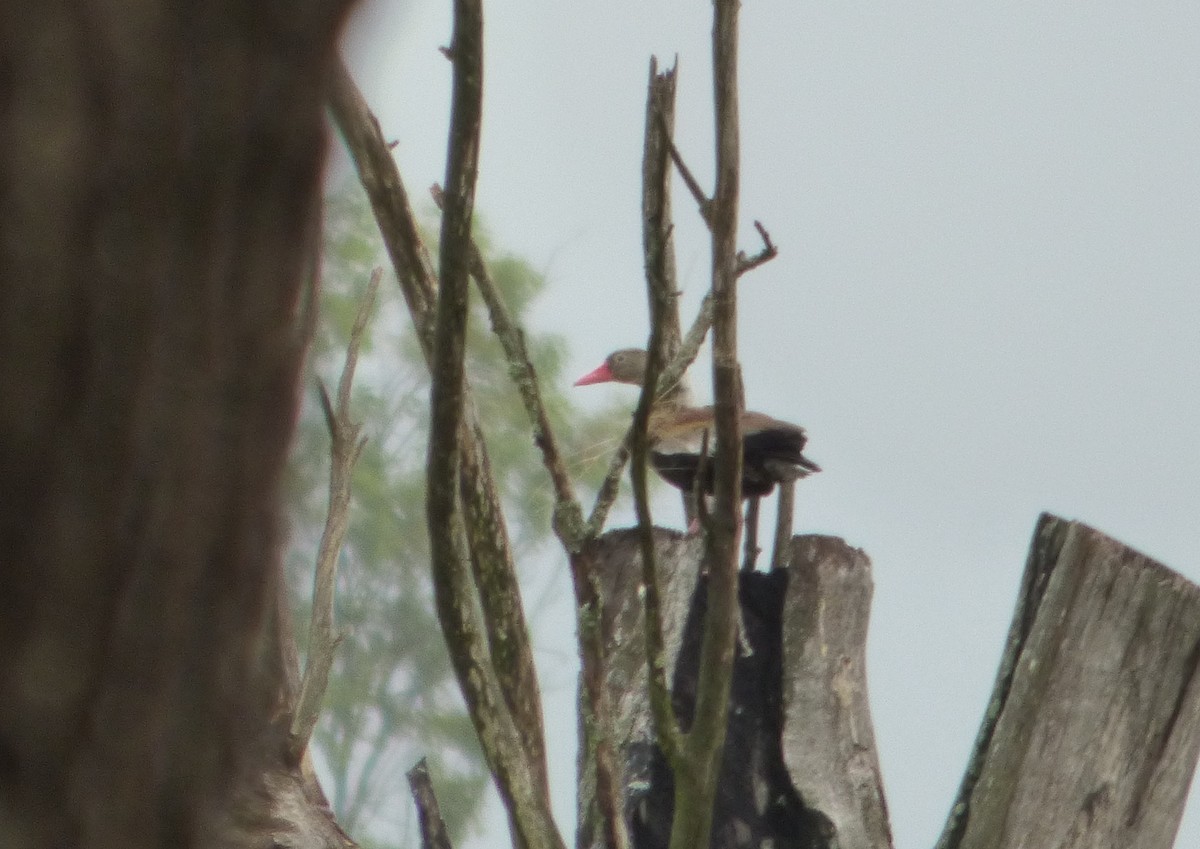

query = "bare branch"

[
  {"left": 289, "top": 269, "right": 381, "bottom": 762},
  {"left": 430, "top": 182, "right": 628, "bottom": 849},
  {"left": 407, "top": 759, "right": 456, "bottom": 849},
  {"left": 630, "top": 57, "right": 692, "bottom": 771},
  {"left": 668, "top": 2, "right": 745, "bottom": 847},
  {"left": 630, "top": 269, "right": 683, "bottom": 773},
  {"left": 736, "top": 220, "right": 778, "bottom": 276},
  {"left": 660, "top": 115, "right": 712, "bottom": 221},
  {"left": 642, "top": 57, "right": 683, "bottom": 368},
  {"left": 330, "top": 57, "right": 556, "bottom": 834},
  {"left": 428, "top": 185, "right": 586, "bottom": 547},
  {"left": 661, "top": 112, "right": 778, "bottom": 277},
  {"left": 423, "top": 6, "right": 565, "bottom": 849},
  {"left": 642, "top": 57, "right": 694, "bottom": 528},
  {"left": 327, "top": 59, "right": 436, "bottom": 342}
]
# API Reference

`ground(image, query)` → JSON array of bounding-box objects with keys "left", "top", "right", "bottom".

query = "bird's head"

[{"left": 573, "top": 348, "right": 648, "bottom": 387}]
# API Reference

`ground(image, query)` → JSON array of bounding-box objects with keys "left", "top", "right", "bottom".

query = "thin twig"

[
  {"left": 289, "top": 269, "right": 381, "bottom": 763},
  {"left": 330, "top": 56, "right": 556, "bottom": 832},
  {"left": 429, "top": 184, "right": 628, "bottom": 849},
  {"left": 428, "top": 186, "right": 584, "bottom": 545},
  {"left": 407, "top": 759, "right": 455, "bottom": 849},
  {"left": 735, "top": 220, "right": 778, "bottom": 276},
  {"left": 660, "top": 113, "right": 779, "bottom": 278},
  {"left": 660, "top": 113, "right": 712, "bottom": 222}
]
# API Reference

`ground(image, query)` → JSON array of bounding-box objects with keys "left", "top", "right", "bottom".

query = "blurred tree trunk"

[
  {"left": 0, "top": 2, "right": 354, "bottom": 848},
  {"left": 581, "top": 515, "right": 1200, "bottom": 849}
]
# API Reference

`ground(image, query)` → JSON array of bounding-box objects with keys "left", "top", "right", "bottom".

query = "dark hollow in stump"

[{"left": 579, "top": 529, "right": 889, "bottom": 849}]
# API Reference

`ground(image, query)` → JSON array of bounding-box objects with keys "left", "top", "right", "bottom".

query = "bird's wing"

[{"left": 649, "top": 405, "right": 716, "bottom": 452}]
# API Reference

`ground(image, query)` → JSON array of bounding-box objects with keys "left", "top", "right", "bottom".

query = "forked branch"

[
  {"left": 289, "top": 268, "right": 381, "bottom": 762},
  {"left": 330, "top": 54, "right": 558, "bottom": 843},
  {"left": 429, "top": 184, "right": 629, "bottom": 849}
]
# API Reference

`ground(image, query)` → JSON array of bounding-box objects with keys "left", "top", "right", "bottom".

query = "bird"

[{"left": 574, "top": 348, "right": 820, "bottom": 558}]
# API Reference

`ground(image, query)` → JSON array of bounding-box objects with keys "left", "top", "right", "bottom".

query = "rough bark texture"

[
  {"left": 577, "top": 529, "right": 703, "bottom": 849},
  {"left": 0, "top": 2, "right": 353, "bottom": 848},
  {"left": 939, "top": 514, "right": 1200, "bottom": 849},
  {"left": 580, "top": 529, "right": 884, "bottom": 849},
  {"left": 329, "top": 63, "right": 555, "bottom": 822},
  {"left": 584, "top": 517, "right": 1200, "bottom": 849},
  {"left": 780, "top": 537, "right": 893, "bottom": 849}
]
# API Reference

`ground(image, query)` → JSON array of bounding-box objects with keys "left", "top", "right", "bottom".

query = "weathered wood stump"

[
  {"left": 938, "top": 514, "right": 1200, "bottom": 849},
  {"left": 579, "top": 515, "right": 1200, "bottom": 849}
]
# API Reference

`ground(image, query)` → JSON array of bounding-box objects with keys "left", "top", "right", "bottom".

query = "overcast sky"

[{"left": 339, "top": 2, "right": 1200, "bottom": 846}]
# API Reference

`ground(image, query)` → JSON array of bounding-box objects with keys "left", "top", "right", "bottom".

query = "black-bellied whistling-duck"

[{"left": 574, "top": 348, "right": 820, "bottom": 522}]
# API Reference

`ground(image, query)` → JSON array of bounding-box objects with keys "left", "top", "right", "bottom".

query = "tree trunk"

[
  {"left": 0, "top": 3, "right": 354, "bottom": 848},
  {"left": 938, "top": 513, "right": 1200, "bottom": 849},
  {"left": 581, "top": 515, "right": 1200, "bottom": 849}
]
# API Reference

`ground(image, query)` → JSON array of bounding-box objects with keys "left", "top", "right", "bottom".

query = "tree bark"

[
  {"left": 779, "top": 536, "right": 893, "bottom": 849},
  {"left": 581, "top": 529, "right": 886, "bottom": 849},
  {"left": 0, "top": 2, "right": 354, "bottom": 847},
  {"left": 938, "top": 513, "right": 1200, "bottom": 849},
  {"left": 582, "top": 516, "right": 1200, "bottom": 849}
]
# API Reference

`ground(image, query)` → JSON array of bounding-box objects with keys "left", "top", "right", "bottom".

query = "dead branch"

[
  {"left": 667, "top": 2, "right": 745, "bottom": 847},
  {"left": 633, "top": 58, "right": 690, "bottom": 771},
  {"left": 407, "top": 759, "right": 455, "bottom": 849},
  {"left": 661, "top": 116, "right": 712, "bottom": 222},
  {"left": 424, "top": 4, "right": 565, "bottom": 848},
  {"left": 631, "top": 200, "right": 684, "bottom": 774},
  {"left": 329, "top": 57, "right": 554, "bottom": 831},
  {"left": 327, "top": 60, "right": 436, "bottom": 340},
  {"left": 428, "top": 185, "right": 584, "bottom": 546},
  {"left": 642, "top": 57, "right": 684, "bottom": 369},
  {"left": 429, "top": 185, "right": 629, "bottom": 849},
  {"left": 288, "top": 268, "right": 381, "bottom": 762},
  {"left": 661, "top": 111, "right": 777, "bottom": 280},
  {"left": 736, "top": 220, "right": 778, "bottom": 275},
  {"left": 935, "top": 516, "right": 1200, "bottom": 849}
]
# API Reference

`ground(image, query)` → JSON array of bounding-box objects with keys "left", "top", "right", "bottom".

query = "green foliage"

[{"left": 283, "top": 183, "right": 628, "bottom": 847}]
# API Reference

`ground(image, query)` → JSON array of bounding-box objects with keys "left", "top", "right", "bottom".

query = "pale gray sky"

[{"left": 341, "top": 1, "right": 1200, "bottom": 846}]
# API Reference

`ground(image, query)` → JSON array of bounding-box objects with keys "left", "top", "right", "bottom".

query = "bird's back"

[{"left": 648, "top": 406, "right": 820, "bottom": 498}]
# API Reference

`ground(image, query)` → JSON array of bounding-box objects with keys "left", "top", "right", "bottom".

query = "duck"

[{"left": 574, "top": 347, "right": 820, "bottom": 505}]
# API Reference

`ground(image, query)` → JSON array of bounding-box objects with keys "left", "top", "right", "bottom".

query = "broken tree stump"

[
  {"left": 937, "top": 513, "right": 1200, "bottom": 849},
  {"left": 579, "top": 514, "right": 1200, "bottom": 849}
]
